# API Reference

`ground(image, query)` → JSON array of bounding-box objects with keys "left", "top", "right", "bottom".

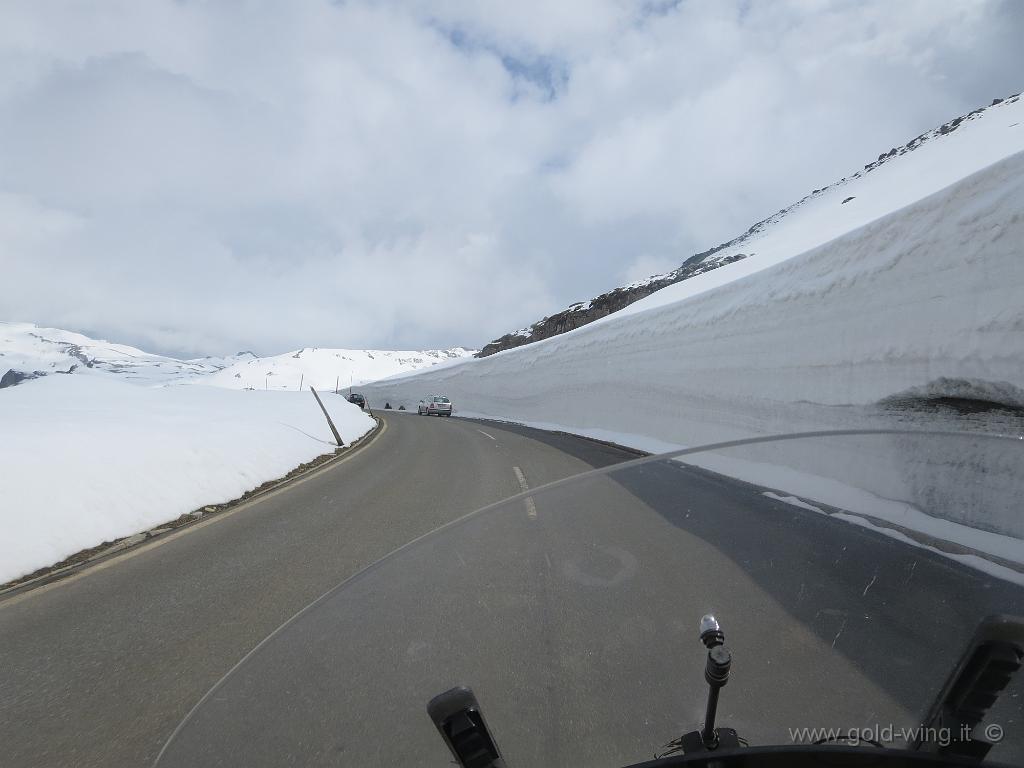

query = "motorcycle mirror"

[{"left": 427, "top": 686, "right": 507, "bottom": 768}]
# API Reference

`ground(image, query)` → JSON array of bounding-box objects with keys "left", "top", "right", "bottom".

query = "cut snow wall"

[{"left": 364, "top": 152, "right": 1024, "bottom": 540}]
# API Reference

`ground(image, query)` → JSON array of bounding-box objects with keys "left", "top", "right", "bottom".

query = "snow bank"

[
  {"left": 0, "top": 322, "right": 463, "bottom": 582},
  {"left": 0, "top": 376, "right": 374, "bottom": 584},
  {"left": 362, "top": 151, "right": 1024, "bottom": 552}
]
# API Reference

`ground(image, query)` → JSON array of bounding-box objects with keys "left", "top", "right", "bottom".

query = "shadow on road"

[{"left": 468, "top": 419, "right": 1024, "bottom": 747}]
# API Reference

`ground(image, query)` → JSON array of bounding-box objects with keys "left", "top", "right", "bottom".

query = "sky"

[{"left": 0, "top": 0, "right": 1021, "bottom": 357}]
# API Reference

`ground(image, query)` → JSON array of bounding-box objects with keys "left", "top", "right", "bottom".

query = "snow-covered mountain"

[
  {"left": 0, "top": 321, "right": 251, "bottom": 387},
  {"left": 206, "top": 346, "right": 474, "bottom": 392},
  {"left": 478, "top": 92, "right": 1024, "bottom": 355},
  {"left": 0, "top": 321, "right": 474, "bottom": 390}
]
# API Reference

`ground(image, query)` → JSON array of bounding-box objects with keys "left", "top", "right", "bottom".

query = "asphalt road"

[
  {"left": 3, "top": 413, "right": 1023, "bottom": 768},
  {"left": 0, "top": 412, "right": 632, "bottom": 768},
  {"left": 157, "top": 429, "right": 1024, "bottom": 767}
]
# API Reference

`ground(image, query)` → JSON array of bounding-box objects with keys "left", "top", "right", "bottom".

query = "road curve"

[
  {"left": 0, "top": 411, "right": 633, "bottom": 768},
  {"left": 155, "top": 437, "right": 1024, "bottom": 768},
  {"left": 3, "top": 412, "right": 1023, "bottom": 767}
]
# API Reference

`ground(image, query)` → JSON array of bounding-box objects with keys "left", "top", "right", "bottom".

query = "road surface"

[
  {"left": 0, "top": 412, "right": 635, "bottom": 768},
  {"left": 2, "top": 412, "right": 1022, "bottom": 767}
]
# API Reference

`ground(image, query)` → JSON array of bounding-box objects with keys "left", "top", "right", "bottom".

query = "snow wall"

[{"left": 363, "top": 152, "right": 1024, "bottom": 543}]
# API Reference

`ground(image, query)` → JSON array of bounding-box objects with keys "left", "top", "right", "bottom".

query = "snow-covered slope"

[
  {"left": 0, "top": 324, "right": 469, "bottom": 582},
  {"left": 613, "top": 93, "right": 1024, "bottom": 320},
  {"left": 206, "top": 346, "right": 474, "bottom": 391},
  {"left": 0, "top": 321, "right": 474, "bottom": 390},
  {"left": 477, "top": 94, "right": 1024, "bottom": 356},
  {"left": 0, "top": 321, "right": 252, "bottom": 386},
  {"left": 361, "top": 121, "right": 1024, "bottom": 557}
]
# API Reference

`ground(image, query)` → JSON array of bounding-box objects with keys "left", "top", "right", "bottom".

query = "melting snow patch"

[
  {"left": 762, "top": 492, "right": 826, "bottom": 514},
  {"left": 832, "top": 514, "right": 1024, "bottom": 588}
]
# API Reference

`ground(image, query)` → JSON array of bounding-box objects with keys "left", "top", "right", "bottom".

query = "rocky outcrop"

[
  {"left": 477, "top": 251, "right": 747, "bottom": 357},
  {"left": 1, "top": 369, "right": 46, "bottom": 388}
]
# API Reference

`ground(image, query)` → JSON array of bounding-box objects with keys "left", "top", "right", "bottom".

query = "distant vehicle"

[
  {"left": 347, "top": 393, "right": 366, "bottom": 409},
  {"left": 418, "top": 395, "right": 452, "bottom": 417}
]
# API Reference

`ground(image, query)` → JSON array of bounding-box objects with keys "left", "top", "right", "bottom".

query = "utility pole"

[{"left": 310, "top": 387, "right": 344, "bottom": 447}]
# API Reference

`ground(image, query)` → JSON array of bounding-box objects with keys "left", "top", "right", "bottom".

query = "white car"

[{"left": 418, "top": 396, "right": 453, "bottom": 417}]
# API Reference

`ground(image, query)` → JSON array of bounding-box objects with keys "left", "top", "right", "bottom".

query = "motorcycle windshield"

[{"left": 155, "top": 431, "right": 1024, "bottom": 767}]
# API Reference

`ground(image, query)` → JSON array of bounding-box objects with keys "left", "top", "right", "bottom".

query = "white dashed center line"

[
  {"left": 477, "top": 429, "right": 497, "bottom": 441},
  {"left": 513, "top": 466, "right": 538, "bottom": 519}
]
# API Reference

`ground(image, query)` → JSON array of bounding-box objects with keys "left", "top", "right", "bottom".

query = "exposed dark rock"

[
  {"left": 477, "top": 251, "right": 747, "bottom": 357},
  {"left": 842, "top": 196, "right": 855, "bottom": 204},
  {"left": 29, "top": 334, "right": 96, "bottom": 368},
  {"left": 1, "top": 369, "right": 46, "bottom": 388}
]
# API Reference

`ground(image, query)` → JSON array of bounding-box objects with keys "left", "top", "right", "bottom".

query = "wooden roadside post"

[{"left": 310, "top": 386, "right": 344, "bottom": 447}]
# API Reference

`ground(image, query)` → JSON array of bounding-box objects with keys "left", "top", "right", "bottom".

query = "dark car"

[{"left": 347, "top": 393, "right": 366, "bottom": 409}]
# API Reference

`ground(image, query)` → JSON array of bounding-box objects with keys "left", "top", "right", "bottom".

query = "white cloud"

[
  {"left": 621, "top": 254, "right": 680, "bottom": 285},
  {"left": 0, "top": 0, "right": 1019, "bottom": 356}
]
